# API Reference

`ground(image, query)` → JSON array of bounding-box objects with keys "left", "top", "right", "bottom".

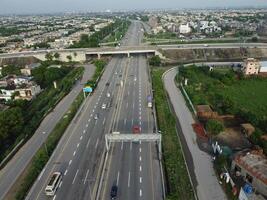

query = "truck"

[{"left": 147, "top": 95, "right": 152, "bottom": 108}]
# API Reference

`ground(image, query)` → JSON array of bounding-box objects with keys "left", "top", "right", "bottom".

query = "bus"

[{"left": 45, "top": 172, "right": 62, "bottom": 196}]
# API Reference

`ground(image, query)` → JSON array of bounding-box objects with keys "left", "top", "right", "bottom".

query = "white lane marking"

[
  {"left": 140, "top": 177, "right": 142, "bottom": 183},
  {"left": 124, "top": 119, "right": 127, "bottom": 125},
  {"left": 139, "top": 116, "right": 142, "bottom": 120},
  {"left": 139, "top": 166, "right": 142, "bottom": 172},
  {"left": 116, "top": 171, "right": 120, "bottom": 186},
  {"left": 53, "top": 195, "right": 57, "bottom": 200},
  {"left": 77, "top": 143, "right": 80, "bottom": 148},
  {"left": 73, "top": 151, "right": 76, "bottom": 156},
  {"left": 133, "top": 103, "right": 135, "bottom": 109},
  {"left": 69, "top": 160, "right": 72, "bottom": 166},
  {"left": 131, "top": 119, "right": 134, "bottom": 125},
  {"left": 128, "top": 172, "right": 131, "bottom": 188},
  {"left": 139, "top": 141, "right": 142, "bottom": 145},
  {"left": 102, "top": 117, "right": 106, "bottom": 125},
  {"left": 139, "top": 121, "right": 142, "bottom": 126},
  {"left": 139, "top": 107, "right": 141, "bottom": 111},
  {"left": 59, "top": 181, "right": 62, "bottom": 188},
  {"left": 95, "top": 138, "right": 99, "bottom": 149},
  {"left": 83, "top": 130, "right": 86, "bottom": 134},
  {"left": 42, "top": 131, "right": 46, "bottom": 134},
  {"left": 130, "top": 142, "right": 132, "bottom": 151},
  {"left": 139, "top": 156, "right": 142, "bottom": 162},
  {"left": 92, "top": 109, "right": 95, "bottom": 113},
  {"left": 72, "top": 170, "right": 79, "bottom": 184},
  {"left": 121, "top": 142, "right": 123, "bottom": 150},
  {"left": 140, "top": 189, "right": 142, "bottom": 197},
  {"left": 139, "top": 111, "right": 141, "bottom": 115},
  {"left": 90, "top": 114, "right": 93, "bottom": 117},
  {"left": 64, "top": 169, "right": 68, "bottom": 176},
  {"left": 139, "top": 147, "right": 142, "bottom": 153},
  {"left": 86, "top": 124, "right": 88, "bottom": 128},
  {"left": 86, "top": 138, "right": 91, "bottom": 148},
  {"left": 94, "top": 105, "right": 96, "bottom": 109},
  {"left": 139, "top": 103, "right": 141, "bottom": 107},
  {"left": 38, "top": 168, "right": 46, "bottom": 181},
  {"left": 80, "top": 136, "right": 83, "bottom": 140},
  {"left": 84, "top": 169, "right": 89, "bottom": 184},
  {"left": 126, "top": 102, "right": 128, "bottom": 108}
]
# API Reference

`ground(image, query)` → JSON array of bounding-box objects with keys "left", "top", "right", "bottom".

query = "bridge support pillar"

[
  {"left": 127, "top": 52, "right": 130, "bottom": 58},
  {"left": 97, "top": 53, "right": 101, "bottom": 59}
]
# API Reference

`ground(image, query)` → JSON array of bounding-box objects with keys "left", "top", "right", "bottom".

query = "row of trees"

[{"left": 70, "top": 19, "right": 129, "bottom": 48}]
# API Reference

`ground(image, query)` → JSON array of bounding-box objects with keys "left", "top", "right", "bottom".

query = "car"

[
  {"left": 110, "top": 185, "right": 118, "bottom": 199},
  {"left": 132, "top": 125, "right": 141, "bottom": 134},
  {"left": 102, "top": 103, "right": 106, "bottom": 109},
  {"left": 106, "top": 82, "right": 110, "bottom": 86},
  {"left": 94, "top": 113, "right": 99, "bottom": 120},
  {"left": 106, "top": 92, "right": 111, "bottom": 98}
]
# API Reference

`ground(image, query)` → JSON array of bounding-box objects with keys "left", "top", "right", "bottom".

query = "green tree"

[
  {"left": 149, "top": 55, "right": 161, "bottom": 66},
  {"left": 206, "top": 119, "right": 224, "bottom": 135},
  {"left": 54, "top": 52, "right": 60, "bottom": 60},
  {"left": 45, "top": 53, "right": 53, "bottom": 61},
  {"left": 1, "top": 65, "right": 21, "bottom": 76},
  {"left": 66, "top": 55, "right": 72, "bottom": 62},
  {"left": 0, "top": 107, "right": 24, "bottom": 144}
]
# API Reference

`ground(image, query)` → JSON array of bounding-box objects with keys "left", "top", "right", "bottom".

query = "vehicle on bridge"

[
  {"left": 132, "top": 125, "right": 141, "bottom": 134},
  {"left": 45, "top": 172, "right": 62, "bottom": 196}
]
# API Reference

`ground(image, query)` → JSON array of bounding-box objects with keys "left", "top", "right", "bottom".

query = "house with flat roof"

[{"left": 231, "top": 150, "right": 267, "bottom": 197}]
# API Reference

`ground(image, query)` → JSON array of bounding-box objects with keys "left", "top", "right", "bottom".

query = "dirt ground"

[{"left": 215, "top": 127, "right": 251, "bottom": 150}]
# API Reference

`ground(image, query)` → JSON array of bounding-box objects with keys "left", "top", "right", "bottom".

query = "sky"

[{"left": 0, "top": 0, "right": 267, "bottom": 14}]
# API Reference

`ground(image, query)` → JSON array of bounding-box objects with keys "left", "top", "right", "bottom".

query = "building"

[
  {"left": 196, "top": 105, "right": 218, "bottom": 120},
  {"left": 231, "top": 150, "right": 267, "bottom": 197},
  {"left": 259, "top": 61, "right": 267, "bottom": 73},
  {"left": 14, "top": 84, "right": 41, "bottom": 101},
  {"left": 148, "top": 16, "right": 158, "bottom": 28},
  {"left": 20, "top": 63, "right": 40, "bottom": 76},
  {"left": 179, "top": 23, "right": 191, "bottom": 34},
  {"left": 242, "top": 58, "right": 260, "bottom": 75},
  {"left": 241, "top": 123, "right": 255, "bottom": 137}
]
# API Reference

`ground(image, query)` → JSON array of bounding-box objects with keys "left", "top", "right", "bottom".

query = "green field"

[{"left": 178, "top": 65, "right": 267, "bottom": 152}]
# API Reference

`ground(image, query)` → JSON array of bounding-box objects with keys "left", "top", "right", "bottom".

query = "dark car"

[
  {"left": 110, "top": 185, "right": 118, "bottom": 199},
  {"left": 106, "top": 82, "right": 110, "bottom": 86}
]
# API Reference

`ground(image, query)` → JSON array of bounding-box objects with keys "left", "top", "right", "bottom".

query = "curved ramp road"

[{"left": 163, "top": 67, "right": 227, "bottom": 200}]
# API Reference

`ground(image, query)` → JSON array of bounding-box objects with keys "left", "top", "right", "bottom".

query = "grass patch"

[
  {"left": 178, "top": 65, "right": 267, "bottom": 153},
  {"left": 151, "top": 68, "right": 194, "bottom": 200}
]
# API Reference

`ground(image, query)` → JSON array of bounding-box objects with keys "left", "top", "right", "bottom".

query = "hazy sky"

[{"left": 1, "top": 0, "right": 267, "bottom": 14}]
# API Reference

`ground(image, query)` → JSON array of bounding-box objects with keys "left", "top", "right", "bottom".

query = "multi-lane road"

[{"left": 26, "top": 20, "right": 164, "bottom": 200}]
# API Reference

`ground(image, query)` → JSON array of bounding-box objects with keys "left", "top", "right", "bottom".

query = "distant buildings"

[{"left": 179, "top": 23, "right": 191, "bottom": 34}]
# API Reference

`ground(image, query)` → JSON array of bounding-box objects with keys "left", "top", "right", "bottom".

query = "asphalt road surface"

[
  {"left": 163, "top": 67, "right": 227, "bottom": 200},
  {"left": 0, "top": 64, "right": 95, "bottom": 200},
  {"left": 26, "top": 21, "right": 164, "bottom": 200}
]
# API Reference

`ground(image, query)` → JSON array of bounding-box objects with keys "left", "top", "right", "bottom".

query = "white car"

[
  {"left": 102, "top": 103, "right": 106, "bottom": 109},
  {"left": 106, "top": 92, "right": 111, "bottom": 98}
]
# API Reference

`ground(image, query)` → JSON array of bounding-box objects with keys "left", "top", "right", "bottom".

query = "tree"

[
  {"left": 54, "top": 52, "right": 60, "bottom": 60},
  {"left": 45, "top": 53, "right": 53, "bottom": 61},
  {"left": 1, "top": 65, "right": 21, "bottom": 76},
  {"left": 149, "top": 55, "right": 161, "bottom": 66},
  {"left": 206, "top": 119, "right": 224, "bottom": 135},
  {"left": 66, "top": 55, "right": 72, "bottom": 62},
  {"left": 73, "top": 52, "right": 77, "bottom": 57},
  {"left": 251, "top": 37, "right": 258, "bottom": 42}
]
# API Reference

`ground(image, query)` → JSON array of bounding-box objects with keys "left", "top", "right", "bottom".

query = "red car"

[{"left": 132, "top": 125, "right": 141, "bottom": 134}]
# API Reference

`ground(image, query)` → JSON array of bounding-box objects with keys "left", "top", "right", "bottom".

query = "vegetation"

[
  {"left": 1, "top": 65, "right": 22, "bottom": 77},
  {"left": 206, "top": 119, "right": 224, "bottom": 135},
  {"left": 149, "top": 55, "right": 161, "bottom": 66},
  {"left": 0, "top": 65, "right": 84, "bottom": 163},
  {"left": 86, "top": 59, "right": 107, "bottom": 88},
  {"left": 178, "top": 65, "right": 267, "bottom": 153},
  {"left": 15, "top": 89, "right": 85, "bottom": 200},
  {"left": 152, "top": 68, "right": 194, "bottom": 200},
  {"left": 0, "top": 26, "right": 24, "bottom": 36},
  {"left": 70, "top": 19, "right": 129, "bottom": 48}
]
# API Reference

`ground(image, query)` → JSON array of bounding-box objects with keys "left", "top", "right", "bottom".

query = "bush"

[
  {"left": 149, "top": 55, "right": 161, "bottom": 66},
  {"left": 206, "top": 119, "right": 224, "bottom": 135}
]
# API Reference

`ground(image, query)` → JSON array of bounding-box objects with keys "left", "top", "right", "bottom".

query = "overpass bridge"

[{"left": 0, "top": 46, "right": 161, "bottom": 62}]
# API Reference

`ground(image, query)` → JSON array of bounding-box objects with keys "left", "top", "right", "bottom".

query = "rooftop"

[
  {"left": 234, "top": 150, "right": 267, "bottom": 185},
  {"left": 196, "top": 105, "right": 213, "bottom": 113}
]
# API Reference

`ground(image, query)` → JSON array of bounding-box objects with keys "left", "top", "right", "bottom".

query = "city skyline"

[{"left": 1, "top": 0, "right": 267, "bottom": 14}]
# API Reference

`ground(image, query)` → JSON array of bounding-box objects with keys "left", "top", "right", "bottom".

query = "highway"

[
  {"left": 0, "top": 64, "right": 95, "bottom": 200},
  {"left": 26, "top": 20, "right": 164, "bottom": 200}
]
